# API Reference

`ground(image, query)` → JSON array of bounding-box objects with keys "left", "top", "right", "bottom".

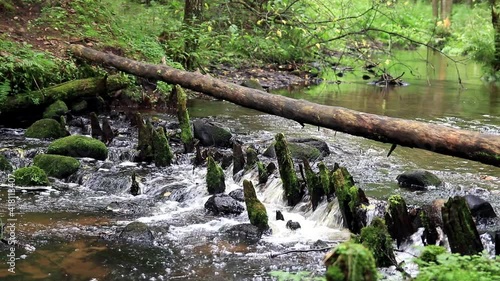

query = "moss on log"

[{"left": 384, "top": 194, "right": 414, "bottom": 247}]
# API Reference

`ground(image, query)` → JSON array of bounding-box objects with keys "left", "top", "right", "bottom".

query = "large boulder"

[
  {"left": 223, "top": 223, "right": 262, "bottom": 243},
  {"left": 464, "top": 195, "right": 497, "bottom": 219},
  {"left": 47, "top": 135, "right": 108, "bottom": 160},
  {"left": 33, "top": 154, "right": 80, "bottom": 178},
  {"left": 43, "top": 100, "right": 68, "bottom": 119},
  {"left": 193, "top": 119, "right": 232, "bottom": 147},
  {"left": 119, "top": 222, "right": 154, "bottom": 243},
  {"left": 13, "top": 166, "right": 49, "bottom": 186},
  {"left": 204, "top": 194, "right": 244, "bottom": 216},
  {"left": 25, "top": 118, "right": 67, "bottom": 139},
  {"left": 396, "top": 169, "right": 442, "bottom": 190},
  {"left": 0, "top": 154, "right": 12, "bottom": 171}
]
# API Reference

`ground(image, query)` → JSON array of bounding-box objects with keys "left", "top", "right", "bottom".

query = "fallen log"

[
  {"left": 0, "top": 74, "right": 129, "bottom": 115},
  {"left": 70, "top": 44, "right": 500, "bottom": 167}
]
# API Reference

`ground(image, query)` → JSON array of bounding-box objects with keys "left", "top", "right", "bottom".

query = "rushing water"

[{"left": 0, "top": 50, "right": 499, "bottom": 280}]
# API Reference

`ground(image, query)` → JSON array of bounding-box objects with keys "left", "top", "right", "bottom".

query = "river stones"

[
  {"left": 33, "top": 154, "right": 80, "bottom": 178},
  {"left": 193, "top": 119, "right": 232, "bottom": 147},
  {"left": 13, "top": 166, "right": 49, "bottom": 186},
  {"left": 223, "top": 223, "right": 262, "bottom": 243},
  {"left": 228, "top": 188, "right": 244, "bottom": 202},
  {"left": 43, "top": 100, "right": 68, "bottom": 120},
  {"left": 119, "top": 222, "right": 154, "bottom": 243},
  {"left": 464, "top": 194, "right": 497, "bottom": 219},
  {"left": 47, "top": 135, "right": 108, "bottom": 160},
  {"left": 204, "top": 194, "right": 244, "bottom": 216},
  {"left": 263, "top": 137, "right": 329, "bottom": 161},
  {"left": 396, "top": 169, "right": 442, "bottom": 190},
  {"left": 25, "top": 118, "right": 67, "bottom": 139},
  {"left": 286, "top": 220, "right": 301, "bottom": 230},
  {"left": 0, "top": 154, "right": 12, "bottom": 171}
]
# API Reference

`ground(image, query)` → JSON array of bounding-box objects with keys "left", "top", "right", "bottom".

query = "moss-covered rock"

[
  {"left": 245, "top": 147, "right": 259, "bottom": 169},
  {"left": 318, "top": 162, "right": 333, "bottom": 199},
  {"left": 257, "top": 161, "right": 268, "bottom": 184},
  {"left": 13, "top": 166, "right": 49, "bottom": 186},
  {"left": 43, "top": 100, "right": 68, "bottom": 119},
  {"left": 175, "top": 85, "right": 194, "bottom": 153},
  {"left": 384, "top": 194, "right": 414, "bottom": 247},
  {"left": 396, "top": 169, "right": 442, "bottom": 189},
  {"left": 25, "top": 118, "right": 67, "bottom": 139},
  {"left": 274, "top": 133, "right": 303, "bottom": 206},
  {"left": 264, "top": 141, "right": 322, "bottom": 161},
  {"left": 0, "top": 154, "right": 13, "bottom": 171},
  {"left": 47, "top": 135, "right": 108, "bottom": 160},
  {"left": 243, "top": 179, "right": 269, "bottom": 231},
  {"left": 136, "top": 114, "right": 154, "bottom": 162},
  {"left": 324, "top": 241, "right": 378, "bottom": 281},
  {"left": 206, "top": 156, "right": 225, "bottom": 194},
  {"left": 303, "top": 158, "right": 324, "bottom": 211},
  {"left": 33, "top": 154, "right": 80, "bottom": 178},
  {"left": 193, "top": 119, "right": 232, "bottom": 147},
  {"left": 152, "top": 127, "right": 173, "bottom": 167},
  {"left": 233, "top": 142, "right": 245, "bottom": 176},
  {"left": 358, "top": 218, "right": 396, "bottom": 267}
]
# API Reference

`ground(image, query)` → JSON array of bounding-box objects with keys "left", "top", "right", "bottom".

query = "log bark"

[
  {"left": 0, "top": 74, "right": 129, "bottom": 114},
  {"left": 69, "top": 45, "right": 500, "bottom": 167}
]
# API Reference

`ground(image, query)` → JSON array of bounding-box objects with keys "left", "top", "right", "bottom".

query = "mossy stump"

[
  {"left": 257, "top": 161, "right": 268, "bottom": 184},
  {"left": 102, "top": 118, "right": 115, "bottom": 144},
  {"left": 333, "top": 166, "right": 369, "bottom": 234},
  {"left": 0, "top": 154, "right": 13, "bottom": 171},
  {"left": 303, "top": 158, "right": 325, "bottom": 211},
  {"left": 206, "top": 156, "right": 225, "bottom": 194},
  {"left": 419, "top": 208, "right": 439, "bottom": 246},
  {"left": 47, "top": 135, "right": 108, "bottom": 160},
  {"left": 33, "top": 154, "right": 80, "bottom": 178},
  {"left": 152, "top": 127, "right": 173, "bottom": 167},
  {"left": 418, "top": 245, "right": 446, "bottom": 264},
  {"left": 233, "top": 142, "right": 245, "bottom": 176},
  {"left": 324, "top": 241, "right": 378, "bottom": 281},
  {"left": 175, "top": 85, "right": 194, "bottom": 153},
  {"left": 274, "top": 133, "right": 303, "bottom": 206},
  {"left": 13, "top": 166, "right": 49, "bottom": 186},
  {"left": 136, "top": 114, "right": 154, "bottom": 162},
  {"left": 25, "top": 118, "right": 67, "bottom": 139},
  {"left": 43, "top": 100, "right": 68, "bottom": 120},
  {"left": 358, "top": 218, "right": 396, "bottom": 267},
  {"left": 384, "top": 194, "right": 414, "bottom": 248},
  {"left": 131, "top": 172, "right": 140, "bottom": 196},
  {"left": 441, "top": 196, "right": 483, "bottom": 255},
  {"left": 90, "top": 112, "right": 104, "bottom": 140},
  {"left": 243, "top": 179, "right": 269, "bottom": 231},
  {"left": 245, "top": 147, "right": 259, "bottom": 170}
]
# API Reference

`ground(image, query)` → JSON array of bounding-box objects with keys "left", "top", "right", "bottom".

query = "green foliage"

[
  {"left": 13, "top": 166, "right": 49, "bottom": 186},
  {"left": 269, "top": 270, "right": 324, "bottom": 281},
  {"left": 414, "top": 249, "right": 500, "bottom": 281},
  {"left": 325, "top": 241, "right": 378, "bottom": 281},
  {"left": 357, "top": 218, "right": 395, "bottom": 267},
  {"left": 0, "top": 154, "right": 12, "bottom": 171}
]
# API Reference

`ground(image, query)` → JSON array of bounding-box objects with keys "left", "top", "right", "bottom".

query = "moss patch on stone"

[
  {"left": 47, "top": 135, "right": 108, "bottom": 160},
  {"left": 325, "top": 241, "right": 378, "bottom": 281},
  {"left": 243, "top": 179, "right": 269, "bottom": 230},
  {"left": 25, "top": 118, "right": 67, "bottom": 139},
  {"left": 43, "top": 100, "right": 68, "bottom": 119},
  {"left": 13, "top": 166, "right": 49, "bottom": 186},
  {"left": 152, "top": 127, "right": 173, "bottom": 167},
  {"left": 206, "top": 156, "right": 225, "bottom": 194},
  {"left": 0, "top": 154, "right": 13, "bottom": 171},
  {"left": 175, "top": 85, "right": 194, "bottom": 153},
  {"left": 274, "top": 133, "right": 302, "bottom": 206},
  {"left": 33, "top": 154, "right": 80, "bottom": 178}
]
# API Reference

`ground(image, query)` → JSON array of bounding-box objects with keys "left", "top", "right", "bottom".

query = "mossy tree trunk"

[
  {"left": 183, "top": 0, "right": 204, "bottom": 70},
  {"left": 206, "top": 156, "right": 225, "bottom": 194},
  {"left": 441, "top": 196, "right": 483, "bottom": 255},
  {"left": 233, "top": 142, "right": 245, "bottom": 176},
  {"left": 303, "top": 158, "right": 324, "bottom": 211},
  {"left": 384, "top": 195, "right": 414, "bottom": 248},
  {"left": 243, "top": 179, "right": 269, "bottom": 231},
  {"left": 70, "top": 45, "right": 500, "bottom": 167},
  {"left": 174, "top": 85, "right": 194, "bottom": 153},
  {"left": 274, "top": 133, "right": 303, "bottom": 206},
  {"left": 491, "top": 1, "right": 500, "bottom": 71}
]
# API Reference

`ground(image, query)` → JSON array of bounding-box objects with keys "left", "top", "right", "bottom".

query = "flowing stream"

[{"left": 0, "top": 50, "right": 499, "bottom": 280}]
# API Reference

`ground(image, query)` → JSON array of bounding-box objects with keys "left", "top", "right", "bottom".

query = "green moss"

[
  {"left": 318, "top": 162, "right": 330, "bottom": 195},
  {"left": 0, "top": 154, "right": 12, "bottom": 171},
  {"left": 358, "top": 218, "right": 396, "bottom": 267},
  {"left": 47, "top": 135, "right": 108, "bottom": 160},
  {"left": 325, "top": 241, "right": 378, "bottom": 281},
  {"left": 43, "top": 100, "right": 68, "bottom": 119},
  {"left": 136, "top": 115, "right": 154, "bottom": 162},
  {"left": 175, "top": 85, "right": 194, "bottom": 153},
  {"left": 274, "top": 133, "right": 302, "bottom": 206},
  {"left": 152, "top": 127, "right": 173, "bottom": 167},
  {"left": 25, "top": 118, "right": 67, "bottom": 139},
  {"left": 13, "top": 166, "right": 49, "bottom": 186},
  {"left": 206, "top": 156, "right": 225, "bottom": 194},
  {"left": 257, "top": 161, "right": 268, "bottom": 184},
  {"left": 243, "top": 179, "right": 269, "bottom": 230},
  {"left": 245, "top": 147, "right": 259, "bottom": 170},
  {"left": 417, "top": 245, "right": 447, "bottom": 265},
  {"left": 303, "top": 158, "right": 324, "bottom": 210},
  {"left": 33, "top": 154, "right": 80, "bottom": 178}
]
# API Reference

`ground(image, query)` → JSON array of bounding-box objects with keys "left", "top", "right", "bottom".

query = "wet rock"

[
  {"left": 464, "top": 195, "right": 497, "bottom": 219},
  {"left": 228, "top": 188, "right": 244, "bottom": 202},
  {"left": 119, "top": 222, "right": 154, "bottom": 243},
  {"left": 130, "top": 172, "right": 140, "bottom": 196},
  {"left": 496, "top": 231, "right": 500, "bottom": 256},
  {"left": 204, "top": 194, "right": 244, "bottom": 216},
  {"left": 25, "top": 118, "right": 67, "bottom": 139},
  {"left": 152, "top": 127, "right": 173, "bottom": 167},
  {"left": 245, "top": 146, "right": 259, "bottom": 170},
  {"left": 0, "top": 154, "right": 12, "bottom": 171},
  {"left": 13, "top": 166, "right": 49, "bottom": 186},
  {"left": 101, "top": 118, "right": 115, "bottom": 144},
  {"left": 286, "top": 220, "right": 301, "bottom": 230},
  {"left": 47, "top": 135, "right": 108, "bottom": 160},
  {"left": 233, "top": 142, "right": 245, "bottom": 176},
  {"left": 276, "top": 210, "right": 284, "bottom": 221},
  {"left": 243, "top": 180, "right": 269, "bottom": 230},
  {"left": 303, "top": 158, "right": 325, "bottom": 211},
  {"left": 193, "top": 119, "right": 232, "bottom": 147},
  {"left": 43, "top": 100, "right": 68, "bottom": 120},
  {"left": 90, "top": 112, "right": 104, "bottom": 140},
  {"left": 223, "top": 223, "right": 262, "bottom": 243},
  {"left": 174, "top": 85, "right": 195, "bottom": 153},
  {"left": 206, "top": 156, "right": 226, "bottom": 194},
  {"left": 396, "top": 169, "right": 442, "bottom": 190},
  {"left": 257, "top": 161, "right": 268, "bottom": 184},
  {"left": 33, "top": 154, "right": 80, "bottom": 178},
  {"left": 264, "top": 137, "right": 329, "bottom": 161}
]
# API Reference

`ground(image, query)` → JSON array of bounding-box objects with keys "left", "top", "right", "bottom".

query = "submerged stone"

[
  {"left": 206, "top": 156, "right": 225, "bottom": 194},
  {"left": 193, "top": 119, "right": 232, "bottom": 147},
  {"left": 13, "top": 166, "right": 49, "bottom": 186},
  {"left": 25, "top": 118, "right": 67, "bottom": 139},
  {"left": 243, "top": 179, "right": 269, "bottom": 230},
  {"left": 324, "top": 241, "right": 378, "bottom": 281},
  {"left": 33, "top": 154, "right": 80, "bottom": 178},
  {"left": 396, "top": 169, "right": 442, "bottom": 190},
  {"left": 47, "top": 135, "right": 108, "bottom": 160},
  {"left": 119, "top": 222, "right": 154, "bottom": 243}
]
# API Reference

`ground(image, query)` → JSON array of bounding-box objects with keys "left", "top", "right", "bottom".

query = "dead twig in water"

[{"left": 270, "top": 246, "right": 336, "bottom": 258}]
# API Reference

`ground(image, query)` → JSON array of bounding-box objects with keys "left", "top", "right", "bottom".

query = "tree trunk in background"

[
  {"left": 183, "top": 0, "right": 204, "bottom": 70},
  {"left": 491, "top": 0, "right": 500, "bottom": 71},
  {"left": 69, "top": 45, "right": 500, "bottom": 167},
  {"left": 432, "top": 0, "right": 439, "bottom": 18}
]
